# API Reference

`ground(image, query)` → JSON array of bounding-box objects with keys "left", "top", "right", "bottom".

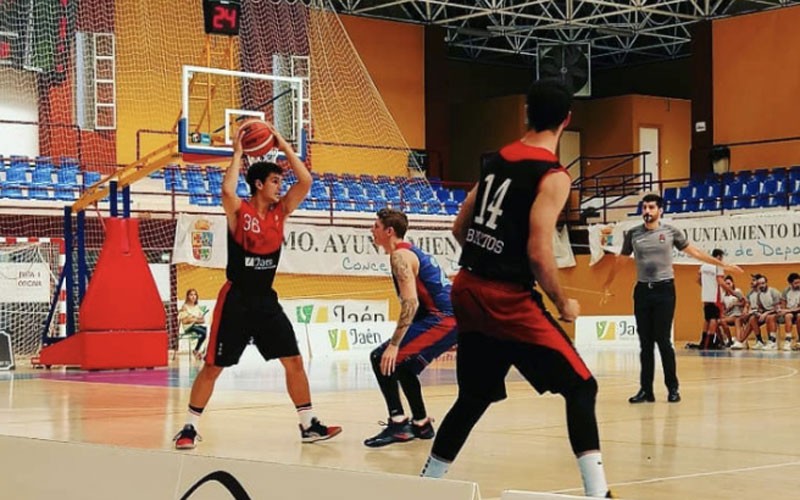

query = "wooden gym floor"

[{"left": 1, "top": 348, "right": 799, "bottom": 500}]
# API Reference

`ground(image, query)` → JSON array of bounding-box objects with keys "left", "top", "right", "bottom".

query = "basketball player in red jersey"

[
  {"left": 174, "top": 122, "right": 341, "bottom": 449},
  {"left": 420, "top": 81, "right": 612, "bottom": 497}
]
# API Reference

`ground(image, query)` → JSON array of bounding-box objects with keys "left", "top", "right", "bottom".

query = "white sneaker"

[
  {"left": 752, "top": 341, "right": 765, "bottom": 350},
  {"left": 783, "top": 340, "right": 793, "bottom": 351},
  {"left": 731, "top": 340, "right": 745, "bottom": 350},
  {"left": 765, "top": 341, "right": 778, "bottom": 351}
]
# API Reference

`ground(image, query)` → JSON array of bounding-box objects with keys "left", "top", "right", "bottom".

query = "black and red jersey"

[
  {"left": 458, "top": 140, "right": 567, "bottom": 288},
  {"left": 226, "top": 200, "right": 285, "bottom": 293}
]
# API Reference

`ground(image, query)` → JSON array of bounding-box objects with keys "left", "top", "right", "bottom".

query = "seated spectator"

[
  {"left": 743, "top": 275, "right": 781, "bottom": 350},
  {"left": 721, "top": 276, "right": 747, "bottom": 349},
  {"left": 178, "top": 288, "right": 208, "bottom": 359},
  {"left": 780, "top": 272, "right": 800, "bottom": 350}
]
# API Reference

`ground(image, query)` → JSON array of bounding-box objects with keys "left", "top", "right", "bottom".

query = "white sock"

[
  {"left": 577, "top": 452, "right": 609, "bottom": 497},
  {"left": 420, "top": 454, "right": 450, "bottom": 478},
  {"left": 298, "top": 406, "right": 314, "bottom": 429},
  {"left": 186, "top": 407, "right": 202, "bottom": 428},
  {"left": 413, "top": 417, "right": 430, "bottom": 426},
  {"left": 390, "top": 415, "right": 407, "bottom": 424}
]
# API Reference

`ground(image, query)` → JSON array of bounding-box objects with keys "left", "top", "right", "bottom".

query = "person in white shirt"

[
  {"left": 698, "top": 249, "right": 734, "bottom": 349},
  {"left": 779, "top": 272, "right": 800, "bottom": 350}
]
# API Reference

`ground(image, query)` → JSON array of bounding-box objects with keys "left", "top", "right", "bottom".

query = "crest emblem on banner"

[{"left": 191, "top": 219, "right": 214, "bottom": 262}]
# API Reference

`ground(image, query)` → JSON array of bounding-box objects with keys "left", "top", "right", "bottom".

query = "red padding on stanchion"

[{"left": 79, "top": 218, "right": 166, "bottom": 331}]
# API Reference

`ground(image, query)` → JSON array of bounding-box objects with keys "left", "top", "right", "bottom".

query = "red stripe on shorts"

[{"left": 205, "top": 281, "right": 232, "bottom": 365}]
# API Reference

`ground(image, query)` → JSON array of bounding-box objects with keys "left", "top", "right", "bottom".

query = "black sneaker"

[
  {"left": 300, "top": 417, "right": 342, "bottom": 443},
  {"left": 364, "top": 419, "right": 415, "bottom": 448},
  {"left": 667, "top": 388, "right": 681, "bottom": 403},
  {"left": 412, "top": 419, "right": 435, "bottom": 440},
  {"left": 173, "top": 424, "right": 201, "bottom": 450}
]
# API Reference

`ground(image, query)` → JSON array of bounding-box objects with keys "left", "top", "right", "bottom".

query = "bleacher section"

[
  {"left": 153, "top": 163, "right": 467, "bottom": 214},
  {"left": 629, "top": 165, "right": 800, "bottom": 216},
  {"left": 0, "top": 155, "right": 468, "bottom": 216}
]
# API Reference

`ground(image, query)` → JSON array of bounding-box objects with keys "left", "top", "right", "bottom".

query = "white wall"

[{"left": 0, "top": 68, "right": 39, "bottom": 158}]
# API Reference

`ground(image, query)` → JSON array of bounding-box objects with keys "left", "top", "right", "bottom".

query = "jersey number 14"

[{"left": 474, "top": 174, "right": 511, "bottom": 230}]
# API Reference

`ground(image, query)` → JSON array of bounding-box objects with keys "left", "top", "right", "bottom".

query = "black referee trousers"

[{"left": 633, "top": 280, "right": 678, "bottom": 392}]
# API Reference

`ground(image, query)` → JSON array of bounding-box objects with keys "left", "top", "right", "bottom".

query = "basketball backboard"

[{"left": 178, "top": 65, "right": 307, "bottom": 160}]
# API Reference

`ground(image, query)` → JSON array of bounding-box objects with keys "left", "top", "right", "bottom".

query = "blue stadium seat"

[
  {"left": 164, "top": 165, "right": 187, "bottom": 193},
  {"left": 237, "top": 174, "right": 250, "bottom": 198},
  {"left": 2, "top": 157, "right": 30, "bottom": 199},
  {"left": 662, "top": 187, "right": 678, "bottom": 201},
  {"left": 331, "top": 182, "right": 347, "bottom": 201},
  {"left": 752, "top": 169, "right": 769, "bottom": 182},
  {"left": 55, "top": 160, "right": 80, "bottom": 201},
  {"left": 185, "top": 166, "right": 212, "bottom": 206},
  {"left": 29, "top": 157, "right": 54, "bottom": 199}
]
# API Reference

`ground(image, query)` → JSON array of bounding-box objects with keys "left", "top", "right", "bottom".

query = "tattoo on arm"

[{"left": 390, "top": 252, "right": 419, "bottom": 346}]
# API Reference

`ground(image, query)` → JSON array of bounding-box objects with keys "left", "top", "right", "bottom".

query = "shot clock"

[{"left": 203, "top": 0, "right": 241, "bottom": 36}]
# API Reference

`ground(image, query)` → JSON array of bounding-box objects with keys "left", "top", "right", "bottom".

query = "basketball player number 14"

[{"left": 474, "top": 174, "right": 511, "bottom": 230}]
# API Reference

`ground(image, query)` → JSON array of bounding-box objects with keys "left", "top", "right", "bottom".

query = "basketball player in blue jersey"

[
  {"left": 420, "top": 80, "right": 613, "bottom": 498},
  {"left": 174, "top": 122, "right": 341, "bottom": 449},
  {"left": 363, "top": 208, "right": 458, "bottom": 447}
]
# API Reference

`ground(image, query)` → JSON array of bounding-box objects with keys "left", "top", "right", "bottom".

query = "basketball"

[{"left": 238, "top": 120, "right": 275, "bottom": 157}]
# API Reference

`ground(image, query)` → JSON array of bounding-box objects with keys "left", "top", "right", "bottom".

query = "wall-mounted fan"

[{"left": 536, "top": 43, "right": 591, "bottom": 97}]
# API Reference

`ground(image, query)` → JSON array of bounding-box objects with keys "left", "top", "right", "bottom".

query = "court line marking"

[{"left": 553, "top": 459, "right": 800, "bottom": 493}]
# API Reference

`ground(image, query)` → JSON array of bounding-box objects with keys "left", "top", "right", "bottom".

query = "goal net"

[
  {"left": 1, "top": 0, "right": 444, "bottom": 344},
  {"left": 0, "top": 238, "right": 65, "bottom": 358}
]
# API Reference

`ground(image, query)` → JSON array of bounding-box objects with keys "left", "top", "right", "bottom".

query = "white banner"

[
  {"left": 574, "top": 315, "right": 673, "bottom": 348},
  {"left": 0, "top": 263, "right": 50, "bottom": 302},
  {"left": 171, "top": 214, "right": 228, "bottom": 268},
  {"left": 280, "top": 224, "right": 461, "bottom": 276},
  {"left": 589, "top": 211, "right": 800, "bottom": 265},
  {"left": 306, "top": 321, "right": 396, "bottom": 358},
  {"left": 173, "top": 219, "right": 577, "bottom": 275},
  {"left": 280, "top": 298, "right": 389, "bottom": 324}
]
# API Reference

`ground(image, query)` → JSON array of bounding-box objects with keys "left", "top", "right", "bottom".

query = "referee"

[{"left": 602, "top": 193, "right": 742, "bottom": 403}]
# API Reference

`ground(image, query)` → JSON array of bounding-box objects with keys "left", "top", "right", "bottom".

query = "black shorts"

[
  {"left": 451, "top": 270, "right": 592, "bottom": 403},
  {"left": 704, "top": 303, "right": 721, "bottom": 321},
  {"left": 456, "top": 331, "right": 591, "bottom": 403},
  {"left": 205, "top": 282, "right": 300, "bottom": 367}
]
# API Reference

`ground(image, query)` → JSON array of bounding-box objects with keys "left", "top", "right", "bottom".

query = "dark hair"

[
  {"left": 712, "top": 249, "right": 724, "bottom": 259},
  {"left": 376, "top": 208, "right": 409, "bottom": 239},
  {"left": 184, "top": 288, "right": 198, "bottom": 304},
  {"left": 246, "top": 162, "right": 283, "bottom": 196},
  {"left": 641, "top": 193, "right": 664, "bottom": 208},
  {"left": 724, "top": 275, "right": 734, "bottom": 282},
  {"left": 788, "top": 272, "right": 800, "bottom": 283},
  {"left": 526, "top": 79, "right": 573, "bottom": 132}
]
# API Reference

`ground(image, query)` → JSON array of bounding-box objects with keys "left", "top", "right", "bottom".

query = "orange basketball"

[{"left": 238, "top": 120, "right": 275, "bottom": 157}]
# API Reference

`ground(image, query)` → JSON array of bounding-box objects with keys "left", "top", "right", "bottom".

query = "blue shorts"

[{"left": 372, "top": 314, "right": 458, "bottom": 375}]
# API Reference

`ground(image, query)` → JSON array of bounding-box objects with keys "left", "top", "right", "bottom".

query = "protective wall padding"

[
  {"left": 37, "top": 331, "right": 168, "bottom": 370},
  {"left": 79, "top": 218, "right": 166, "bottom": 331}
]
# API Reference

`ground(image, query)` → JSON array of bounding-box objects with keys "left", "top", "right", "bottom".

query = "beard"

[{"left": 643, "top": 213, "right": 655, "bottom": 223}]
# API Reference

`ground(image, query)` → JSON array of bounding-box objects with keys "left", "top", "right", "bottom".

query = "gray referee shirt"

[{"left": 621, "top": 224, "right": 689, "bottom": 283}]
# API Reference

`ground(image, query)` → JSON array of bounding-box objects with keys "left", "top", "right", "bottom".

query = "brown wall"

[
  {"left": 449, "top": 95, "right": 525, "bottom": 182},
  {"left": 340, "top": 15, "right": 425, "bottom": 149},
  {"left": 569, "top": 95, "right": 690, "bottom": 182},
  {"left": 713, "top": 5, "right": 800, "bottom": 170},
  {"left": 632, "top": 96, "right": 691, "bottom": 182},
  {"left": 449, "top": 94, "right": 690, "bottom": 184}
]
